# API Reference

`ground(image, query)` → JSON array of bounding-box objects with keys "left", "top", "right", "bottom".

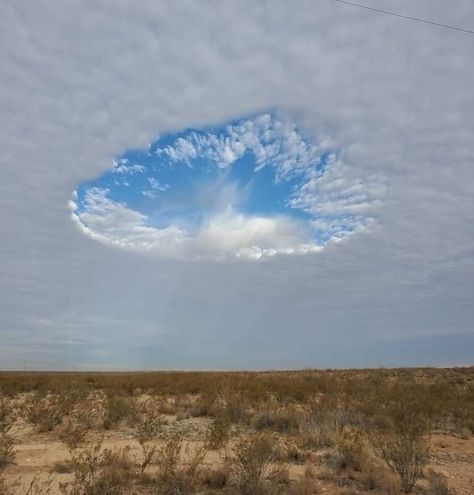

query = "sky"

[{"left": 0, "top": 0, "right": 473, "bottom": 370}]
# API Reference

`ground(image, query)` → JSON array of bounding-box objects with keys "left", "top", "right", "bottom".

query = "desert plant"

[
  {"left": 335, "top": 427, "right": 372, "bottom": 471},
  {"left": 0, "top": 432, "right": 15, "bottom": 469},
  {"left": 26, "top": 394, "right": 63, "bottom": 432},
  {"left": 229, "top": 432, "right": 278, "bottom": 495},
  {"left": 377, "top": 402, "right": 431, "bottom": 494},
  {"left": 254, "top": 404, "right": 303, "bottom": 434},
  {"left": 201, "top": 466, "right": 230, "bottom": 489},
  {"left": 214, "top": 386, "right": 249, "bottom": 425},
  {"left": 154, "top": 432, "right": 205, "bottom": 495},
  {"left": 131, "top": 402, "right": 164, "bottom": 474},
  {"left": 206, "top": 414, "right": 231, "bottom": 450},
  {"left": 59, "top": 439, "right": 134, "bottom": 495},
  {"left": 155, "top": 432, "right": 185, "bottom": 481},
  {"left": 303, "top": 399, "right": 340, "bottom": 449},
  {"left": 103, "top": 395, "right": 134, "bottom": 430},
  {"left": 380, "top": 434, "right": 429, "bottom": 493},
  {"left": 58, "top": 419, "right": 88, "bottom": 450},
  {"left": 0, "top": 398, "right": 15, "bottom": 434},
  {"left": 69, "top": 391, "right": 108, "bottom": 430},
  {"left": 0, "top": 473, "right": 52, "bottom": 495}
]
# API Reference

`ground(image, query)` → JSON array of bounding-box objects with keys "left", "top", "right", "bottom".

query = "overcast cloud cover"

[{"left": 0, "top": 0, "right": 473, "bottom": 370}]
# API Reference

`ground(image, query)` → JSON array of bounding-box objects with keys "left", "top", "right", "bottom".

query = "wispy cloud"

[{"left": 113, "top": 159, "right": 146, "bottom": 174}]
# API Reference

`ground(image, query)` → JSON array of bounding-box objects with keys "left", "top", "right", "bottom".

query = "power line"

[{"left": 335, "top": 0, "right": 474, "bottom": 35}]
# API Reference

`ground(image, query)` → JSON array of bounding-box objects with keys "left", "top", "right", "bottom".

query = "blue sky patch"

[{"left": 72, "top": 112, "right": 382, "bottom": 260}]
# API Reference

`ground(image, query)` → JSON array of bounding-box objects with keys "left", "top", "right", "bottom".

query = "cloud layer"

[{"left": 0, "top": 0, "right": 473, "bottom": 369}]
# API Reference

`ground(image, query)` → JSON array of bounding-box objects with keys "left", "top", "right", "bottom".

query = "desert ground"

[{"left": 0, "top": 368, "right": 473, "bottom": 495}]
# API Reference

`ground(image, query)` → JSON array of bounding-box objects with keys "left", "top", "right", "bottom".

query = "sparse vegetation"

[
  {"left": 0, "top": 433, "right": 15, "bottom": 469},
  {"left": 131, "top": 401, "right": 164, "bottom": 474},
  {"left": 0, "top": 367, "right": 472, "bottom": 494},
  {"left": 59, "top": 440, "right": 134, "bottom": 495},
  {"left": 377, "top": 399, "right": 431, "bottom": 493},
  {"left": 229, "top": 432, "right": 278, "bottom": 495}
]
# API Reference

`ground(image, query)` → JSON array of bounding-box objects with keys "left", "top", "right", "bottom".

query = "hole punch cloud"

[{"left": 70, "top": 112, "right": 385, "bottom": 260}]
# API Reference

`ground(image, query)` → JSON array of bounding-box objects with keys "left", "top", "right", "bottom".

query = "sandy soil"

[{"left": 2, "top": 420, "right": 474, "bottom": 494}]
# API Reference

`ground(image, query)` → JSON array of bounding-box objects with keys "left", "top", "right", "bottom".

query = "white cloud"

[
  {"left": 289, "top": 154, "right": 386, "bottom": 217},
  {"left": 156, "top": 113, "right": 332, "bottom": 177},
  {"left": 141, "top": 189, "right": 156, "bottom": 199},
  {"left": 113, "top": 159, "right": 146, "bottom": 174},
  {"left": 71, "top": 188, "right": 187, "bottom": 253},
  {"left": 0, "top": 0, "right": 473, "bottom": 369},
  {"left": 71, "top": 188, "right": 316, "bottom": 260},
  {"left": 148, "top": 177, "right": 169, "bottom": 191}
]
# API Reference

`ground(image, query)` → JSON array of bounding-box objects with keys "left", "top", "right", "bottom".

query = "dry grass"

[{"left": 0, "top": 367, "right": 472, "bottom": 494}]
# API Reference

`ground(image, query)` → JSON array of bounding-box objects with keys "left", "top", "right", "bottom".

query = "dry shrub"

[
  {"left": 254, "top": 404, "right": 304, "bottom": 434},
  {"left": 0, "top": 398, "right": 15, "bottom": 469},
  {"left": 155, "top": 432, "right": 205, "bottom": 495},
  {"left": 206, "top": 414, "right": 231, "bottom": 450},
  {"left": 377, "top": 401, "right": 431, "bottom": 493},
  {"left": 335, "top": 427, "right": 371, "bottom": 472},
  {"left": 0, "top": 474, "right": 52, "bottom": 495},
  {"left": 0, "top": 432, "right": 15, "bottom": 469},
  {"left": 69, "top": 392, "right": 107, "bottom": 430},
  {"left": 426, "top": 470, "right": 449, "bottom": 495},
  {"left": 132, "top": 402, "right": 165, "bottom": 442},
  {"left": 302, "top": 400, "right": 339, "bottom": 449},
  {"left": 229, "top": 432, "right": 278, "bottom": 495},
  {"left": 0, "top": 398, "right": 15, "bottom": 433},
  {"left": 156, "top": 432, "right": 183, "bottom": 482},
  {"left": 380, "top": 435, "right": 428, "bottom": 493},
  {"left": 103, "top": 395, "right": 135, "bottom": 430},
  {"left": 156, "top": 398, "right": 179, "bottom": 416},
  {"left": 59, "top": 440, "right": 134, "bottom": 495},
  {"left": 131, "top": 401, "right": 165, "bottom": 474},
  {"left": 283, "top": 441, "right": 308, "bottom": 464},
  {"left": 212, "top": 386, "right": 250, "bottom": 425},
  {"left": 57, "top": 419, "right": 88, "bottom": 450},
  {"left": 189, "top": 394, "right": 215, "bottom": 417},
  {"left": 206, "top": 387, "right": 251, "bottom": 450},
  {"left": 26, "top": 394, "right": 64, "bottom": 432},
  {"left": 201, "top": 466, "right": 230, "bottom": 489}
]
